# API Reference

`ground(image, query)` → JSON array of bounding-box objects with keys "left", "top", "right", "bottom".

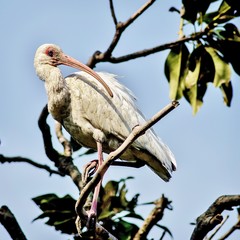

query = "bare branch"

[
  {"left": 191, "top": 195, "right": 240, "bottom": 240},
  {"left": 0, "top": 154, "right": 63, "bottom": 176},
  {"left": 87, "top": 0, "right": 157, "bottom": 68},
  {"left": 218, "top": 208, "right": 240, "bottom": 240},
  {"left": 123, "top": 0, "right": 157, "bottom": 29},
  {"left": 208, "top": 215, "right": 229, "bottom": 240},
  {"left": 55, "top": 121, "right": 72, "bottom": 157},
  {"left": 75, "top": 101, "right": 179, "bottom": 224},
  {"left": 38, "top": 105, "right": 83, "bottom": 190},
  {"left": 38, "top": 104, "right": 61, "bottom": 162},
  {"left": 0, "top": 206, "right": 27, "bottom": 240},
  {"left": 99, "top": 32, "right": 204, "bottom": 64},
  {"left": 133, "top": 195, "right": 172, "bottom": 240}
]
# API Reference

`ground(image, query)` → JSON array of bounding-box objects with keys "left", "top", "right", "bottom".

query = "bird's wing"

[{"left": 65, "top": 71, "right": 176, "bottom": 180}]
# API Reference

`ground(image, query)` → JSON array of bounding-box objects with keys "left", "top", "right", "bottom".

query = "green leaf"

[
  {"left": 184, "top": 46, "right": 214, "bottom": 114},
  {"left": 99, "top": 177, "right": 139, "bottom": 221},
  {"left": 205, "top": 47, "right": 231, "bottom": 87},
  {"left": 184, "top": 84, "right": 204, "bottom": 114},
  {"left": 165, "top": 43, "right": 189, "bottom": 100},
  {"left": 218, "top": 1, "right": 231, "bottom": 15},
  {"left": 185, "top": 48, "right": 202, "bottom": 88}
]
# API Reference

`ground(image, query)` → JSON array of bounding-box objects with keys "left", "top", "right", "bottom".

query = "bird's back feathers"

[{"left": 64, "top": 71, "right": 176, "bottom": 181}]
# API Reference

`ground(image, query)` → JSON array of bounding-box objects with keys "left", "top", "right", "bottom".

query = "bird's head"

[{"left": 34, "top": 44, "right": 113, "bottom": 97}]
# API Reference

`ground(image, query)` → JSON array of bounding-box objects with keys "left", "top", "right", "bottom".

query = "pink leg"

[{"left": 87, "top": 142, "right": 103, "bottom": 228}]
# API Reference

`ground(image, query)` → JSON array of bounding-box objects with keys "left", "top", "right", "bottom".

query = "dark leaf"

[
  {"left": 205, "top": 46, "right": 231, "bottom": 87},
  {"left": 220, "top": 81, "right": 233, "bottom": 106},
  {"left": 32, "top": 194, "right": 76, "bottom": 234},
  {"left": 164, "top": 43, "right": 189, "bottom": 100},
  {"left": 217, "top": 39, "right": 240, "bottom": 76},
  {"left": 219, "top": 0, "right": 240, "bottom": 17},
  {"left": 184, "top": 46, "right": 214, "bottom": 114},
  {"left": 182, "top": 0, "right": 218, "bottom": 22},
  {"left": 99, "top": 177, "right": 138, "bottom": 221},
  {"left": 121, "top": 212, "right": 144, "bottom": 221}
]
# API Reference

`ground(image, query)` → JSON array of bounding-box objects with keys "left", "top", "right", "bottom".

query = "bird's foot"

[
  {"left": 86, "top": 210, "right": 97, "bottom": 231},
  {"left": 82, "top": 160, "right": 98, "bottom": 185}
]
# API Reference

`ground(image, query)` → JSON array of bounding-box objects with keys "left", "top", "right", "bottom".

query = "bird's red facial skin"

[{"left": 45, "top": 47, "right": 55, "bottom": 57}]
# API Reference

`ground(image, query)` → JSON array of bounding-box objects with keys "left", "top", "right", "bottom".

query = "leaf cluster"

[
  {"left": 165, "top": 0, "right": 240, "bottom": 113},
  {"left": 32, "top": 177, "right": 172, "bottom": 239}
]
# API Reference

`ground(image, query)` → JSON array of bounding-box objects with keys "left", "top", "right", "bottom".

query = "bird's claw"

[
  {"left": 82, "top": 160, "right": 99, "bottom": 185},
  {"left": 86, "top": 210, "right": 97, "bottom": 231}
]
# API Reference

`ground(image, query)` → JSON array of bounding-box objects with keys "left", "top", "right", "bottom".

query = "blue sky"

[{"left": 0, "top": 1, "right": 239, "bottom": 239}]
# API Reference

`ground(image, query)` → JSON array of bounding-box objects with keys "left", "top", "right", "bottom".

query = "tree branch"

[
  {"left": 75, "top": 101, "right": 179, "bottom": 227},
  {"left": 0, "top": 154, "right": 63, "bottom": 176},
  {"left": 0, "top": 206, "right": 27, "bottom": 240},
  {"left": 38, "top": 105, "right": 83, "bottom": 190},
  {"left": 133, "top": 195, "right": 172, "bottom": 240},
  {"left": 55, "top": 121, "right": 72, "bottom": 157},
  {"left": 218, "top": 208, "right": 240, "bottom": 240},
  {"left": 190, "top": 195, "right": 240, "bottom": 240},
  {"left": 87, "top": 0, "right": 157, "bottom": 68}
]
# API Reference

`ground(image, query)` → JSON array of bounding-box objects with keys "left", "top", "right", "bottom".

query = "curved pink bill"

[{"left": 59, "top": 54, "right": 113, "bottom": 97}]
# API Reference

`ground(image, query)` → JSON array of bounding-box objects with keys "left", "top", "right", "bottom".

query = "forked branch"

[{"left": 191, "top": 195, "right": 240, "bottom": 240}]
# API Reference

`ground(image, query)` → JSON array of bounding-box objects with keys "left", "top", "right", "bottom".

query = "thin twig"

[
  {"left": 87, "top": 0, "right": 157, "bottom": 68},
  {"left": 0, "top": 206, "right": 27, "bottom": 240},
  {"left": 122, "top": 0, "right": 157, "bottom": 29},
  {"left": 100, "top": 32, "right": 204, "bottom": 64},
  {"left": 190, "top": 195, "right": 240, "bottom": 240},
  {"left": 208, "top": 215, "right": 229, "bottom": 240},
  {"left": 109, "top": 0, "right": 118, "bottom": 26},
  {"left": 75, "top": 101, "right": 179, "bottom": 222},
  {"left": 218, "top": 208, "right": 240, "bottom": 240},
  {"left": 0, "top": 154, "right": 63, "bottom": 176}
]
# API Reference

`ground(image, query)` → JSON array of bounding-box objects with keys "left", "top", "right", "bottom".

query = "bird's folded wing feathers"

[{"left": 66, "top": 71, "right": 176, "bottom": 179}]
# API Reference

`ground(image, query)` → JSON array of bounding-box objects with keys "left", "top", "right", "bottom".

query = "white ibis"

[{"left": 34, "top": 44, "right": 177, "bottom": 226}]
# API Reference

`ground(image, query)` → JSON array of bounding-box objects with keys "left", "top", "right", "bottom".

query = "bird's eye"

[{"left": 47, "top": 50, "right": 54, "bottom": 57}]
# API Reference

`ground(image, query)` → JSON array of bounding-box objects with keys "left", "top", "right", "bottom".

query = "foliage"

[
  {"left": 32, "top": 177, "right": 172, "bottom": 239},
  {"left": 165, "top": 0, "right": 240, "bottom": 114}
]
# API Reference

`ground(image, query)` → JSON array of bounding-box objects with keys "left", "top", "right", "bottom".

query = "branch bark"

[
  {"left": 218, "top": 208, "right": 240, "bottom": 240},
  {"left": 75, "top": 101, "right": 179, "bottom": 233},
  {"left": 0, "top": 154, "right": 63, "bottom": 176},
  {"left": 38, "top": 105, "right": 83, "bottom": 190},
  {"left": 0, "top": 206, "right": 27, "bottom": 240},
  {"left": 191, "top": 195, "right": 240, "bottom": 240}
]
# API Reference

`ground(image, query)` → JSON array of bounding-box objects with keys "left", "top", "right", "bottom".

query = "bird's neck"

[{"left": 44, "top": 67, "right": 70, "bottom": 121}]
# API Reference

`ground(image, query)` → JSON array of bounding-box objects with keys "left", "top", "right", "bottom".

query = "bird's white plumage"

[
  {"left": 63, "top": 71, "right": 176, "bottom": 181},
  {"left": 34, "top": 44, "right": 176, "bottom": 182}
]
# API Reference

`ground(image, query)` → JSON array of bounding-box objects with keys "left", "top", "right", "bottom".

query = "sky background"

[{"left": 0, "top": 1, "right": 239, "bottom": 239}]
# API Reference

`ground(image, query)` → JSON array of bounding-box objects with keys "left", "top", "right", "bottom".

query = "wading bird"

[{"left": 34, "top": 44, "right": 176, "bottom": 226}]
